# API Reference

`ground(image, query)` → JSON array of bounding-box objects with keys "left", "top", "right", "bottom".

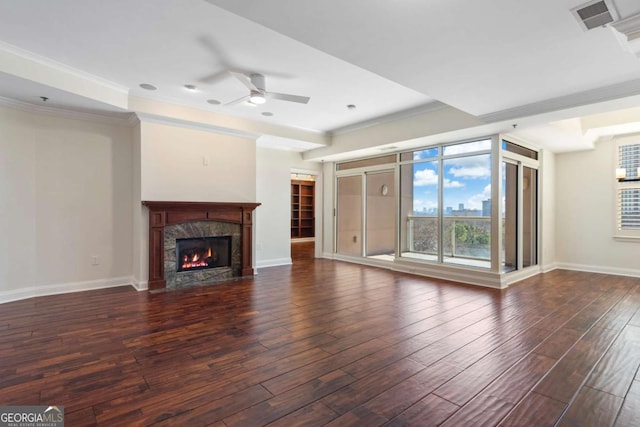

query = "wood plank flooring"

[{"left": 1, "top": 258, "right": 639, "bottom": 426}]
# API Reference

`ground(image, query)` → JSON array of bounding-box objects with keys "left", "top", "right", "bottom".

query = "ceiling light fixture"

[
  {"left": 249, "top": 91, "right": 266, "bottom": 105},
  {"left": 261, "top": 112, "right": 273, "bottom": 117},
  {"left": 139, "top": 83, "right": 157, "bottom": 90},
  {"left": 206, "top": 99, "right": 221, "bottom": 105},
  {"left": 184, "top": 84, "right": 197, "bottom": 91},
  {"left": 347, "top": 104, "right": 357, "bottom": 110}
]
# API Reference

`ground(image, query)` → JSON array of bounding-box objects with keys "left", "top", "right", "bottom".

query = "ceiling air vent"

[{"left": 571, "top": 0, "right": 618, "bottom": 30}]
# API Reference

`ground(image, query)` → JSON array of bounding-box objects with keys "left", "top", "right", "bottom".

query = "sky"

[{"left": 411, "top": 152, "right": 492, "bottom": 215}]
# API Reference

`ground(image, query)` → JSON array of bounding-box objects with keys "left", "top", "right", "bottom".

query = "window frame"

[{"left": 614, "top": 135, "right": 640, "bottom": 240}]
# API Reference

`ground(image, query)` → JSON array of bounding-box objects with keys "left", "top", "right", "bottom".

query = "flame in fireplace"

[{"left": 181, "top": 250, "right": 210, "bottom": 270}]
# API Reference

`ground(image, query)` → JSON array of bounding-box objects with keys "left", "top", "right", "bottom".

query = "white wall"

[
  {"left": 322, "top": 161, "right": 335, "bottom": 257},
  {"left": 0, "top": 105, "right": 133, "bottom": 300},
  {"left": 540, "top": 149, "right": 556, "bottom": 271},
  {"left": 255, "top": 147, "right": 322, "bottom": 268},
  {"left": 131, "top": 121, "right": 147, "bottom": 288},
  {"left": 140, "top": 122, "right": 256, "bottom": 202},
  {"left": 555, "top": 137, "right": 640, "bottom": 276}
]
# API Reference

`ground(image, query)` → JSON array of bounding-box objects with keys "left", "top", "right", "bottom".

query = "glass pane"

[
  {"left": 443, "top": 139, "right": 491, "bottom": 156},
  {"left": 366, "top": 171, "right": 395, "bottom": 258},
  {"left": 502, "top": 140, "right": 538, "bottom": 160},
  {"left": 619, "top": 187, "right": 640, "bottom": 229},
  {"left": 523, "top": 167, "right": 538, "bottom": 267},
  {"left": 503, "top": 162, "right": 518, "bottom": 272},
  {"left": 337, "top": 175, "right": 362, "bottom": 256},
  {"left": 400, "top": 147, "right": 439, "bottom": 161},
  {"left": 400, "top": 161, "right": 438, "bottom": 261},
  {"left": 442, "top": 154, "right": 491, "bottom": 268},
  {"left": 619, "top": 143, "right": 640, "bottom": 178}
]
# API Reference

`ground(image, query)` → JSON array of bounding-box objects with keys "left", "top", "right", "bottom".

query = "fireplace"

[
  {"left": 142, "top": 201, "right": 261, "bottom": 290},
  {"left": 176, "top": 236, "right": 231, "bottom": 272}
]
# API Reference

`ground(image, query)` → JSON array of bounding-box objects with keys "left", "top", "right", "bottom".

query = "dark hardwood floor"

[{"left": 1, "top": 258, "right": 639, "bottom": 426}]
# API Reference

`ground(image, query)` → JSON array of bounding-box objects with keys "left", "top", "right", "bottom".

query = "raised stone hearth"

[{"left": 142, "top": 201, "right": 260, "bottom": 290}]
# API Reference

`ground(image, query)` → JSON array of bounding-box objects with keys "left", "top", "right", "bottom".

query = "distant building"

[
  {"left": 451, "top": 207, "right": 482, "bottom": 217},
  {"left": 482, "top": 199, "right": 491, "bottom": 217}
]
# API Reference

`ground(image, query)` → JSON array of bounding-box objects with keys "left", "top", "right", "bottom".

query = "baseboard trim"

[
  {"left": 322, "top": 252, "right": 335, "bottom": 260},
  {"left": 502, "top": 266, "right": 542, "bottom": 287},
  {"left": 393, "top": 261, "right": 504, "bottom": 289},
  {"left": 0, "top": 276, "right": 135, "bottom": 304},
  {"left": 331, "top": 253, "right": 505, "bottom": 289},
  {"left": 541, "top": 263, "right": 558, "bottom": 273},
  {"left": 256, "top": 258, "right": 293, "bottom": 269},
  {"left": 555, "top": 262, "right": 640, "bottom": 278},
  {"left": 131, "top": 279, "right": 148, "bottom": 291}
]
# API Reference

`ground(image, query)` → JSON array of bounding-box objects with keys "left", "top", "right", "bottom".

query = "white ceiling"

[
  {"left": 0, "top": 0, "right": 639, "bottom": 153},
  {"left": 209, "top": 0, "right": 640, "bottom": 117}
]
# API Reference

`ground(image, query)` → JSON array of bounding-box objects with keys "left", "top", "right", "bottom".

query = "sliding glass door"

[
  {"left": 336, "top": 170, "right": 396, "bottom": 259},
  {"left": 501, "top": 141, "right": 539, "bottom": 271},
  {"left": 366, "top": 171, "right": 395, "bottom": 258},
  {"left": 336, "top": 175, "right": 362, "bottom": 256}
]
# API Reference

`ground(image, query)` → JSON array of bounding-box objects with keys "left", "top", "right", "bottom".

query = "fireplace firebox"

[{"left": 176, "top": 236, "right": 231, "bottom": 272}]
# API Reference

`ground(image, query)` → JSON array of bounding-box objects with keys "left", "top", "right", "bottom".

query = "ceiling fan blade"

[
  {"left": 229, "top": 71, "right": 258, "bottom": 91},
  {"left": 265, "top": 92, "right": 310, "bottom": 104},
  {"left": 224, "top": 94, "right": 250, "bottom": 106},
  {"left": 199, "top": 70, "right": 230, "bottom": 84}
]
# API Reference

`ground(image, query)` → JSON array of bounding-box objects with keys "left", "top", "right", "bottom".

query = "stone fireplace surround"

[{"left": 142, "top": 201, "right": 260, "bottom": 290}]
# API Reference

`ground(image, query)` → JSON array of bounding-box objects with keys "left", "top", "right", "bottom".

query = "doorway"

[{"left": 291, "top": 174, "right": 316, "bottom": 262}]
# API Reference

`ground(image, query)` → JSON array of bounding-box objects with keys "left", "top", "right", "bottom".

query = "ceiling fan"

[{"left": 226, "top": 72, "right": 310, "bottom": 106}]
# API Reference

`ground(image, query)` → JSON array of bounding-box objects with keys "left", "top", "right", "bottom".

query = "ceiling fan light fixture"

[{"left": 249, "top": 91, "right": 266, "bottom": 104}]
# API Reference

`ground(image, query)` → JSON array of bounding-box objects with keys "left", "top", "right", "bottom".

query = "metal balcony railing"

[{"left": 406, "top": 215, "right": 491, "bottom": 261}]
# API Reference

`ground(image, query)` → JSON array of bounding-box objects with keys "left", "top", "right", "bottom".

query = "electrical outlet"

[{"left": 92, "top": 256, "right": 100, "bottom": 266}]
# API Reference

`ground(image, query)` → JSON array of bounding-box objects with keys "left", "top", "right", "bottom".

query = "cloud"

[
  {"left": 414, "top": 169, "right": 463, "bottom": 188},
  {"left": 466, "top": 184, "right": 492, "bottom": 210},
  {"left": 412, "top": 148, "right": 439, "bottom": 160},
  {"left": 444, "top": 179, "right": 464, "bottom": 188},
  {"left": 443, "top": 139, "right": 491, "bottom": 155},
  {"left": 414, "top": 169, "right": 437, "bottom": 186},
  {"left": 449, "top": 165, "right": 490, "bottom": 178},
  {"left": 445, "top": 154, "right": 491, "bottom": 179}
]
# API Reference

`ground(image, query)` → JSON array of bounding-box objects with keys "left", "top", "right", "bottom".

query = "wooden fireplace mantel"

[{"left": 142, "top": 201, "right": 261, "bottom": 290}]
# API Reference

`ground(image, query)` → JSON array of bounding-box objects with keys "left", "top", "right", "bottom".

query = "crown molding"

[
  {"left": 0, "top": 96, "right": 136, "bottom": 126},
  {"left": 611, "top": 13, "right": 640, "bottom": 57},
  {"left": 135, "top": 112, "right": 261, "bottom": 140},
  {"left": 0, "top": 40, "right": 129, "bottom": 95},
  {"left": 328, "top": 101, "right": 448, "bottom": 136},
  {"left": 479, "top": 78, "right": 640, "bottom": 123}
]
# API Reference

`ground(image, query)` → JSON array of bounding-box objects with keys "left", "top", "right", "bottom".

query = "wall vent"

[{"left": 571, "top": 0, "right": 618, "bottom": 31}]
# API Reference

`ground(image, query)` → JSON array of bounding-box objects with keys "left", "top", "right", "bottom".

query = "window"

[
  {"left": 616, "top": 138, "right": 640, "bottom": 239},
  {"left": 399, "top": 138, "right": 492, "bottom": 269},
  {"left": 334, "top": 135, "right": 541, "bottom": 274}
]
